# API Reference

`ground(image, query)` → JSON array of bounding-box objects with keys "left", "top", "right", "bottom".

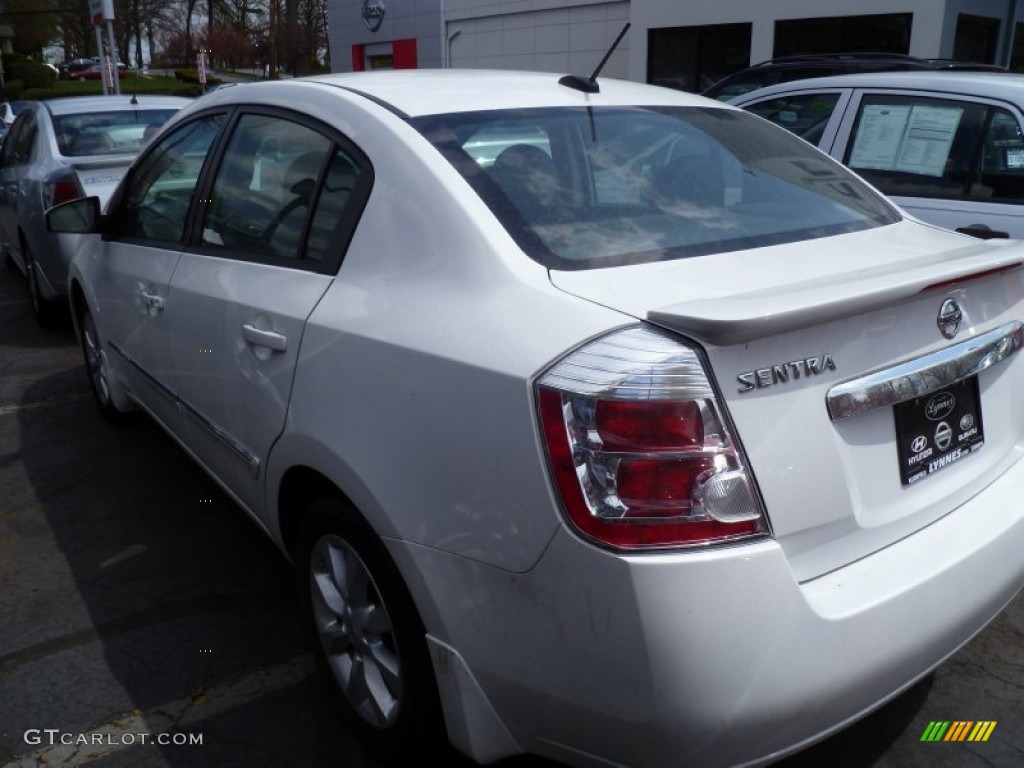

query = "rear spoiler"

[{"left": 648, "top": 241, "right": 1024, "bottom": 345}]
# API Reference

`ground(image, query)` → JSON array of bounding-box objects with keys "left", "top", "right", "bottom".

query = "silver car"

[
  {"left": 731, "top": 71, "right": 1024, "bottom": 240},
  {"left": 49, "top": 72, "right": 1024, "bottom": 767},
  {"left": 0, "top": 94, "right": 190, "bottom": 325}
]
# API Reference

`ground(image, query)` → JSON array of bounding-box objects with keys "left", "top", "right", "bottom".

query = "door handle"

[
  {"left": 140, "top": 291, "right": 164, "bottom": 311},
  {"left": 242, "top": 323, "right": 287, "bottom": 352},
  {"left": 955, "top": 224, "right": 1010, "bottom": 240}
]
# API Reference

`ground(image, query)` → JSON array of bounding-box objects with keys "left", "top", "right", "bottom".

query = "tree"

[{"left": 4, "top": 0, "right": 61, "bottom": 57}]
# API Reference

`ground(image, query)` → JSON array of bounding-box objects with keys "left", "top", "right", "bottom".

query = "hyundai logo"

[{"left": 937, "top": 298, "right": 962, "bottom": 339}]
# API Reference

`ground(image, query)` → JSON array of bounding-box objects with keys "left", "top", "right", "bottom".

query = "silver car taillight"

[
  {"left": 537, "top": 326, "right": 768, "bottom": 550},
  {"left": 42, "top": 171, "right": 85, "bottom": 211}
]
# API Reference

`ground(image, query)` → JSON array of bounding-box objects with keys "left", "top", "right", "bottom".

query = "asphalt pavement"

[{"left": 0, "top": 258, "right": 1020, "bottom": 768}]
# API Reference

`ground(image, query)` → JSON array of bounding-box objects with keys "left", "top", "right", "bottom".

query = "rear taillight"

[
  {"left": 43, "top": 173, "right": 85, "bottom": 210},
  {"left": 537, "top": 326, "right": 767, "bottom": 550}
]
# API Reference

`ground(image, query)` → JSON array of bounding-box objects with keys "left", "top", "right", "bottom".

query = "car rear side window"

[
  {"left": 201, "top": 114, "right": 331, "bottom": 261},
  {"left": 413, "top": 106, "right": 899, "bottom": 271},
  {"left": 3, "top": 111, "right": 37, "bottom": 165},
  {"left": 745, "top": 92, "right": 842, "bottom": 144},
  {"left": 841, "top": 94, "right": 1020, "bottom": 202},
  {"left": 200, "top": 113, "right": 367, "bottom": 269},
  {"left": 112, "top": 114, "right": 223, "bottom": 243}
]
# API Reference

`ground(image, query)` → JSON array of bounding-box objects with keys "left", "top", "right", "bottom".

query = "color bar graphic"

[{"left": 920, "top": 721, "right": 996, "bottom": 742}]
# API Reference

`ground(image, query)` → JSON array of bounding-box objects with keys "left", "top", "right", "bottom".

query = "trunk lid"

[
  {"left": 70, "top": 157, "right": 134, "bottom": 207},
  {"left": 550, "top": 221, "right": 1024, "bottom": 581}
]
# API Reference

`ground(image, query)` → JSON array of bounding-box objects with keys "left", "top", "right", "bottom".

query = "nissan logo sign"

[{"left": 362, "top": 0, "right": 386, "bottom": 32}]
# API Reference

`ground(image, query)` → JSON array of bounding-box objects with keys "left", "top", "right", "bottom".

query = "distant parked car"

[
  {"left": 731, "top": 71, "right": 1024, "bottom": 239},
  {"left": 74, "top": 62, "right": 129, "bottom": 81},
  {"left": 0, "top": 94, "right": 190, "bottom": 325},
  {"left": 702, "top": 52, "right": 1004, "bottom": 101},
  {"left": 60, "top": 57, "right": 128, "bottom": 81},
  {"left": 59, "top": 58, "right": 99, "bottom": 79}
]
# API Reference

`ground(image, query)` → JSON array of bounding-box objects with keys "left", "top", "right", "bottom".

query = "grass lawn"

[{"left": 21, "top": 73, "right": 207, "bottom": 100}]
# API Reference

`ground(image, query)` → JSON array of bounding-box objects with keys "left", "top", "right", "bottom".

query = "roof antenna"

[{"left": 559, "top": 22, "right": 630, "bottom": 94}]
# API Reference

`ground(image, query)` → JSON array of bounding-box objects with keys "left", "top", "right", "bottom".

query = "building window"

[
  {"left": 774, "top": 14, "right": 912, "bottom": 57},
  {"left": 647, "top": 23, "right": 752, "bottom": 93},
  {"left": 954, "top": 14, "right": 1000, "bottom": 64}
]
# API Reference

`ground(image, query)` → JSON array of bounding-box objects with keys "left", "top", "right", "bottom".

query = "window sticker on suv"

[{"left": 849, "top": 104, "right": 963, "bottom": 177}]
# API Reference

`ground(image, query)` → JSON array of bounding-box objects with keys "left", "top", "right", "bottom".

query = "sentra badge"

[{"left": 737, "top": 354, "right": 836, "bottom": 393}]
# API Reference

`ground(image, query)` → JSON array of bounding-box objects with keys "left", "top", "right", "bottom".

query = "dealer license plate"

[{"left": 894, "top": 377, "right": 984, "bottom": 486}]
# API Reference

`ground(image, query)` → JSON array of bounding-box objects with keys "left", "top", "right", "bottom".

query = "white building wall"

[
  {"left": 444, "top": 0, "right": 631, "bottom": 78},
  {"left": 328, "top": 0, "right": 1024, "bottom": 79},
  {"left": 327, "top": 0, "right": 444, "bottom": 70},
  {"left": 631, "top": 0, "right": 954, "bottom": 81}
]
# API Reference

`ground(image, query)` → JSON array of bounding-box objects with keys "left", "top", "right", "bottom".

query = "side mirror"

[{"left": 46, "top": 196, "right": 104, "bottom": 234}]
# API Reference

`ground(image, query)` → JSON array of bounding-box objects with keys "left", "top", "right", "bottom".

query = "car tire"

[
  {"left": 79, "top": 306, "right": 130, "bottom": 424},
  {"left": 297, "top": 495, "right": 444, "bottom": 761},
  {"left": 24, "top": 245, "right": 61, "bottom": 328}
]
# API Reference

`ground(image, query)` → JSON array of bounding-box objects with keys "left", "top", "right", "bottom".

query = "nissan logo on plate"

[
  {"left": 937, "top": 298, "right": 962, "bottom": 339},
  {"left": 926, "top": 392, "right": 956, "bottom": 420}
]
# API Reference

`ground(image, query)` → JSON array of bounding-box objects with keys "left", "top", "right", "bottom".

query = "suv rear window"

[{"left": 412, "top": 106, "right": 899, "bottom": 270}]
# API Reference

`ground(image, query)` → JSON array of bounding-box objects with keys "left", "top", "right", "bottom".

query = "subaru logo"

[{"left": 937, "top": 298, "right": 962, "bottom": 339}]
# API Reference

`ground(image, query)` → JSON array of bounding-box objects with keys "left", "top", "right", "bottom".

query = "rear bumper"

[{"left": 399, "top": 451, "right": 1024, "bottom": 767}]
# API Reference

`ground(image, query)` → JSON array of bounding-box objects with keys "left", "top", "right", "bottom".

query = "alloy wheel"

[{"left": 309, "top": 534, "right": 403, "bottom": 729}]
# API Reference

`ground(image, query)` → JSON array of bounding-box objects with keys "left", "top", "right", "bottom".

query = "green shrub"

[
  {"left": 1, "top": 53, "right": 53, "bottom": 89},
  {"left": 2, "top": 78, "right": 26, "bottom": 98}
]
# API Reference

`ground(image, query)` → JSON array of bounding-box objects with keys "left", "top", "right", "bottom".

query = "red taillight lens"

[
  {"left": 43, "top": 176, "right": 85, "bottom": 210},
  {"left": 616, "top": 457, "right": 716, "bottom": 515},
  {"left": 537, "top": 326, "right": 766, "bottom": 550},
  {"left": 596, "top": 400, "right": 702, "bottom": 451}
]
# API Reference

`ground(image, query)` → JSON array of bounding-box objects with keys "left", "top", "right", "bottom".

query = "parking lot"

[{"left": 0, "top": 258, "right": 1021, "bottom": 768}]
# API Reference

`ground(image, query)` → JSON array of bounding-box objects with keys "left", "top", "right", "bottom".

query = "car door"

[
  {"left": 165, "top": 109, "right": 371, "bottom": 515},
  {"left": 91, "top": 113, "right": 225, "bottom": 431},
  {"left": 833, "top": 90, "right": 1024, "bottom": 238},
  {"left": 0, "top": 109, "right": 38, "bottom": 269}
]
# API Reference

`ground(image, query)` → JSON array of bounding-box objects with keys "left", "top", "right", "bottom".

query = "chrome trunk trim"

[{"left": 826, "top": 321, "right": 1024, "bottom": 421}]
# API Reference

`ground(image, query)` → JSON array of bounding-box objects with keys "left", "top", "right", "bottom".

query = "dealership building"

[{"left": 327, "top": 0, "right": 1024, "bottom": 90}]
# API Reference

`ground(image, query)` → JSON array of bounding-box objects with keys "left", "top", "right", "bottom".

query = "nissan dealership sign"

[{"left": 88, "top": 0, "right": 115, "bottom": 23}]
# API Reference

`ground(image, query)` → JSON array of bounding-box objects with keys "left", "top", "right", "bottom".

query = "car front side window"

[{"left": 111, "top": 114, "right": 224, "bottom": 243}]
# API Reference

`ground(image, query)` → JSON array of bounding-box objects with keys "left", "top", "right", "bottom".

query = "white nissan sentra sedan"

[{"left": 48, "top": 71, "right": 1024, "bottom": 767}]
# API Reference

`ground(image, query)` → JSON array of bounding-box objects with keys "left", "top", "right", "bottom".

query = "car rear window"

[
  {"left": 54, "top": 109, "right": 180, "bottom": 157},
  {"left": 412, "top": 106, "right": 899, "bottom": 271}
]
